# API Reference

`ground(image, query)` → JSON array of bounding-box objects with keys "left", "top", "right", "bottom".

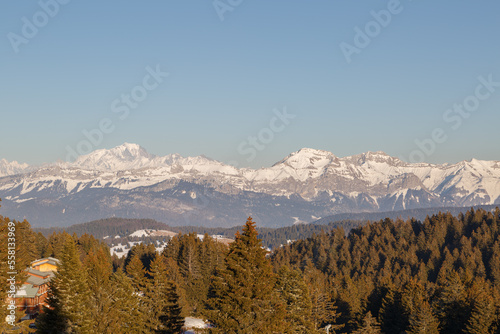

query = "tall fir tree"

[
  {"left": 206, "top": 217, "right": 285, "bottom": 333},
  {"left": 159, "top": 281, "right": 184, "bottom": 334},
  {"left": 407, "top": 301, "right": 440, "bottom": 334},
  {"left": 352, "top": 311, "right": 381, "bottom": 334},
  {"left": 465, "top": 278, "right": 495, "bottom": 334},
  {"left": 437, "top": 271, "right": 469, "bottom": 334},
  {"left": 84, "top": 247, "right": 126, "bottom": 333},
  {"left": 303, "top": 261, "right": 342, "bottom": 332},
  {"left": 146, "top": 254, "right": 184, "bottom": 333},
  {"left": 276, "top": 266, "right": 315, "bottom": 333},
  {"left": 378, "top": 287, "right": 407, "bottom": 334},
  {"left": 36, "top": 234, "right": 92, "bottom": 333},
  {"left": 126, "top": 252, "right": 147, "bottom": 292},
  {"left": 110, "top": 269, "right": 148, "bottom": 334}
]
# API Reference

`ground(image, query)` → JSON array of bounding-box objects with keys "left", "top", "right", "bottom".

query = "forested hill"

[
  {"left": 34, "top": 217, "right": 364, "bottom": 249},
  {"left": 312, "top": 204, "right": 500, "bottom": 225},
  {"left": 34, "top": 218, "right": 172, "bottom": 239},
  {"left": 271, "top": 207, "right": 500, "bottom": 333},
  {"left": 33, "top": 205, "right": 498, "bottom": 249},
  {"left": 6, "top": 201, "right": 500, "bottom": 332}
]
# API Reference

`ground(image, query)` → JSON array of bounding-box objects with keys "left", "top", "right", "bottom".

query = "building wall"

[
  {"left": 16, "top": 291, "right": 48, "bottom": 314},
  {"left": 33, "top": 263, "right": 58, "bottom": 272}
]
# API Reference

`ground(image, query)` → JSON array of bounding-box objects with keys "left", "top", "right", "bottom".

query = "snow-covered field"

[
  {"left": 108, "top": 229, "right": 233, "bottom": 258},
  {"left": 109, "top": 240, "right": 168, "bottom": 258}
]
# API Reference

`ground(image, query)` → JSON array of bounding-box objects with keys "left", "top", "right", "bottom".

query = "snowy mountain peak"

[
  {"left": 0, "top": 159, "right": 31, "bottom": 177},
  {"left": 274, "top": 148, "right": 337, "bottom": 168},
  {"left": 71, "top": 143, "right": 157, "bottom": 171},
  {"left": 365, "top": 151, "right": 389, "bottom": 157},
  {"left": 66, "top": 143, "right": 223, "bottom": 172},
  {"left": 345, "top": 151, "right": 404, "bottom": 167},
  {"left": 114, "top": 143, "right": 151, "bottom": 157}
]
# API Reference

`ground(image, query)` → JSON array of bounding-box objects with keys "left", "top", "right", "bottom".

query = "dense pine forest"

[{"left": 2, "top": 201, "right": 500, "bottom": 332}]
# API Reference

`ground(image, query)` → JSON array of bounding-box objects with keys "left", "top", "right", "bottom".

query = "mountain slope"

[{"left": 0, "top": 143, "right": 499, "bottom": 228}]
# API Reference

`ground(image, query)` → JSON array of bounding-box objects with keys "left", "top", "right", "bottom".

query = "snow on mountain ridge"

[
  {"left": 71, "top": 143, "right": 158, "bottom": 171},
  {"left": 1, "top": 144, "right": 499, "bottom": 228},
  {"left": 1, "top": 143, "right": 500, "bottom": 205},
  {"left": 0, "top": 159, "right": 31, "bottom": 178},
  {"left": 273, "top": 148, "right": 337, "bottom": 167},
  {"left": 68, "top": 143, "right": 229, "bottom": 173}
]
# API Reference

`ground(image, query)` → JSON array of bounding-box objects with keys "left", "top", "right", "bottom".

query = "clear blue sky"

[{"left": 1, "top": 1, "right": 499, "bottom": 168}]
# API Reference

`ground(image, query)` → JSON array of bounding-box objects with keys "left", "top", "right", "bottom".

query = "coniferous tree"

[
  {"left": 146, "top": 254, "right": 184, "bottom": 333},
  {"left": 378, "top": 287, "right": 407, "bottom": 334},
  {"left": 84, "top": 247, "right": 121, "bottom": 333},
  {"left": 45, "top": 231, "right": 68, "bottom": 258},
  {"left": 352, "top": 311, "right": 381, "bottom": 334},
  {"left": 465, "top": 278, "right": 495, "bottom": 334},
  {"left": 110, "top": 269, "right": 147, "bottom": 334},
  {"left": 406, "top": 301, "right": 440, "bottom": 334},
  {"left": 177, "top": 233, "right": 203, "bottom": 314},
  {"left": 276, "top": 266, "right": 315, "bottom": 333},
  {"left": 303, "top": 262, "right": 342, "bottom": 332},
  {"left": 36, "top": 234, "right": 92, "bottom": 333},
  {"left": 437, "top": 271, "right": 469, "bottom": 334},
  {"left": 126, "top": 252, "right": 147, "bottom": 292},
  {"left": 159, "top": 281, "right": 184, "bottom": 334},
  {"left": 206, "top": 217, "right": 285, "bottom": 333}
]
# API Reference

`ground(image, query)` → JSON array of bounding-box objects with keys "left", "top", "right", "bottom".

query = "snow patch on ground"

[
  {"left": 183, "top": 317, "right": 212, "bottom": 333},
  {"left": 129, "top": 229, "right": 150, "bottom": 237}
]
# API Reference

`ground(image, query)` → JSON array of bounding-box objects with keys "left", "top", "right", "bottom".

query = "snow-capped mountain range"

[
  {"left": 0, "top": 159, "right": 32, "bottom": 178},
  {"left": 0, "top": 143, "right": 499, "bottom": 228}
]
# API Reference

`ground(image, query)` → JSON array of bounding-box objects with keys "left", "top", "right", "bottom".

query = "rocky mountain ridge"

[{"left": 1, "top": 143, "right": 499, "bottom": 227}]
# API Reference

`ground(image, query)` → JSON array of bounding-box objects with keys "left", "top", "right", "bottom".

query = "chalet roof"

[
  {"left": 26, "top": 274, "right": 51, "bottom": 287},
  {"left": 30, "top": 257, "right": 60, "bottom": 267},
  {"left": 15, "top": 284, "right": 39, "bottom": 298},
  {"left": 27, "top": 268, "right": 55, "bottom": 279}
]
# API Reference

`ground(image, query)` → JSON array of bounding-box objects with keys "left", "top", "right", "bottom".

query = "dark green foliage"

[
  {"left": 37, "top": 234, "right": 93, "bottom": 333},
  {"left": 108, "top": 268, "right": 147, "bottom": 334},
  {"left": 124, "top": 242, "right": 157, "bottom": 276},
  {"left": 407, "top": 301, "right": 440, "bottom": 334},
  {"left": 271, "top": 207, "right": 500, "bottom": 333},
  {"left": 276, "top": 266, "right": 315, "bottom": 333},
  {"left": 34, "top": 217, "right": 171, "bottom": 239},
  {"left": 146, "top": 254, "right": 184, "bottom": 333},
  {"left": 159, "top": 282, "right": 184, "bottom": 334},
  {"left": 464, "top": 277, "right": 495, "bottom": 334},
  {"left": 378, "top": 287, "right": 407, "bottom": 334},
  {"left": 352, "top": 311, "right": 381, "bottom": 334},
  {"left": 161, "top": 232, "right": 227, "bottom": 315},
  {"left": 206, "top": 217, "right": 285, "bottom": 333},
  {"left": 6, "top": 198, "right": 500, "bottom": 333},
  {"left": 125, "top": 251, "right": 148, "bottom": 292}
]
